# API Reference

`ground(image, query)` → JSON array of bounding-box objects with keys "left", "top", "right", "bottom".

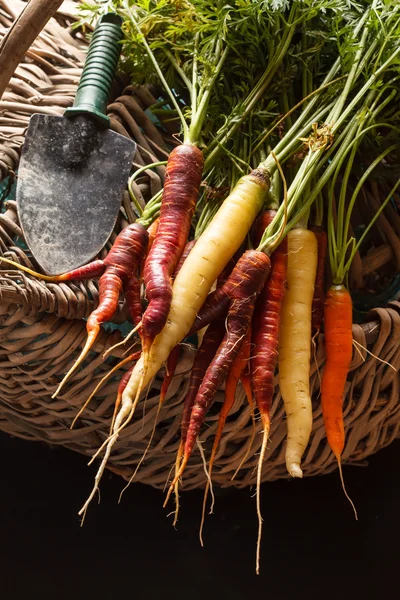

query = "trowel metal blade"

[{"left": 16, "top": 114, "right": 136, "bottom": 275}]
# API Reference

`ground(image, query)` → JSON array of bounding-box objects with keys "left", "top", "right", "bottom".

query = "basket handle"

[{"left": 0, "top": 0, "right": 64, "bottom": 101}]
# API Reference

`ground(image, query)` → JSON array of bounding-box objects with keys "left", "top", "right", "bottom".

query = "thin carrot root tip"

[
  {"left": 337, "top": 457, "right": 358, "bottom": 521},
  {"left": 103, "top": 321, "right": 142, "bottom": 358},
  {"left": 120, "top": 400, "right": 163, "bottom": 501},
  {"left": 171, "top": 440, "right": 184, "bottom": 527},
  {"left": 164, "top": 456, "right": 188, "bottom": 509},
  {"left": 255, "top": 422, "right": 270, "bottom": 575},
  {"left": 172, "top": 480, "right": 180, "bottom": 529},
  {"left": 80, "top": 377, "right": 141, "bottom": 518},
  {"left": 231, "top": 403, "right": 256, "bottom": 481},
  {"left": 52, "top": 327, "right": 100, "bottom": 398},
  {"left": 70, "top": 353, "right": 138, "bottom": 430},
  {"left": 198, "top": 438, "right": 215, "bottom": 547}
]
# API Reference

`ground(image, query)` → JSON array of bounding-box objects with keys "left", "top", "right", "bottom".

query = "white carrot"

[{"left": 278, "top": 227, "right": 318, "bottom": 478}]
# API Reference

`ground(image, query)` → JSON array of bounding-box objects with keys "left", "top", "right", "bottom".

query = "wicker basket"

[{"left": 1, "top": 1, "right": 400, "bottom": 491}]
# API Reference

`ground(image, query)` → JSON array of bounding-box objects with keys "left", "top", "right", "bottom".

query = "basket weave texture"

[{"left": 1, "top": 1, "right": 400, "bottom": 491}]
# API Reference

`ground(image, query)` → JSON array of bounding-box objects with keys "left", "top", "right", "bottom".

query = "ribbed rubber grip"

[{"left": 64, "top": 13, "right": 123, "bottom": 127}]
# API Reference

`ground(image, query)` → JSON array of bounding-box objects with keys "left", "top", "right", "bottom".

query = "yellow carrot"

[{"left": 278, "top": 227, "right": 317, "bottom": 478}]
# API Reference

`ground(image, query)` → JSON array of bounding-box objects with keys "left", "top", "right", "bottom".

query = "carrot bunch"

[{"left": 3, "top": 0, "right": 400, "bottom": 577}]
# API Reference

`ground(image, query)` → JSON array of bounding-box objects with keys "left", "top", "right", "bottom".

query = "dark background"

[{"left": 2, "top": 431, "right": 398, "bottom": 599}]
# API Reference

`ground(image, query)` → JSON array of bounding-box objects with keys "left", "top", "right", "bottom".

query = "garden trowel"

[{"left": 16, "top": 13, "right": 136, "bottom": 275}]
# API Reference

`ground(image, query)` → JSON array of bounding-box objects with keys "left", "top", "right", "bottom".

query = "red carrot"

[
  {"left": 0, "top": 256, "right": 106, "bottom": 282},
  {"left": 251, "top": 237, "right": 287, "bottom": 572},
  {"left": 52, "top": 223, "right": 149, "bottom": 398},
  {"left": 251, "top": 203, "right": 284, "bottom": 568},
  {"left": 250, "top": 207, "right": 281, "bottom": 428},
  {"left": 174, "top": 239, "right": 197, "bottom": 279},
  {"left": 124, "top": 275, "right": 142, "bottom": 329},
  {"left": 310, "top": 225, "right": 327, "bottom": 335},
  {"left": 104, "top": 223, "right": 149, "bottom": 282},
  {"left": 142, "top": 144, "right": 204, "bottom": 352},
  {"left": 252, "top": 209, "right": 278, "bottom": 247},
  {"left": 189, "top": 253, "right": 242, "bottom": 335},
  {"left": 159, "top": 345, "right": 181, "bottom": 405},
  {"left": 166, "top": 250, "right": 271, "bottom": 504},
  {"left": 146, "top": 218, "right": 160, "bottom": 255},
  {"left": 140, "top": 218, "right": 159, "bottom": 280},
  {"left": 251, "top": 238, "right": 287, "bottom": 432},
  {"left": 56, "top": 260, "right": 106, "bottom": 281},
  {"left": 231, "top": 334, "right": 257, "bottom": 482},
  {"left": 125, "top": 237, "right": 201, "bottom": 491},
  {"left": 199, "top": 326, "right": 252, "bottom": 544},
  {"left": 320, "top": 284, "right": 357, "bottom": 518},
  {"left": 240, "top": 372, "right": 253, "bottom": 407},
  {"left": 172, "top": 317, "right": 226, "bottom": 526}
]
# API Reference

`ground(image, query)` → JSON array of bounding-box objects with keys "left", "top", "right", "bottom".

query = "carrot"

[
  {"left": 174, "top": 239, "right": 197, "bottom": 278},
  {"left": 310, "top": 225, "right": 327, "bottom": 336},
  {"left": 151, "top": 239, "right": 197, "bottom": 403},
  {"left": 159, "top": 345, "right": 180, "bottom": 406},
  {"left": 146, "top": 218, "right": 160, "bottom": 255},
  {"left": 232, "top": 345, "right": 258, "bottom": 481},
  {"left": 103, "top": 223, "right": 149, "bottom": 282},
  {"left": 79, "top": 167, "right": 270, "bottom": 516},
  {"left": 124, "top": 238, "right": 201, "bottom": 492},
  {"left": 232, "top": 370, "right": 257, "bottom": 481},
  {"left": 0, "top": 256, "right": 106, "bottom": 281},
  {"left": 320, "top": 284, "right": 357, "bottom": 517},
  {"left": 142, "top": 144, "right": 204, "bottom": 352},
  {"left": 121, "top": 168, "right": 269, "bottom": 416},
  {"left": 124, "top": 276, "right": 142, "bottom": 330},
  {"left": 189, "top": 253, "right": 243, "bottom": 335},
  {"left": 251, "top": 235, "right": 287, "bottom": 574},
  {"left": 172, "top": 316, "right": 227, "bottom": 525},
  {"left": 239, "top": 372, "right": 253, "bottom": 407},
  {"left": 165, "top": 250, "right": 271, "bottom": 503},
  {"left": 278, "top": 227, "right": 317, "bottom": 478},
  {"left": 157, "top": 240, "right": 197, "bottom": 404},
  {"left": 140, "top": 218, "right": 159, "bottom": 280},
  {"left": 199, "top": 326, "right": 252, "bottom": 545},
  {"left": 252, "top": 209, "right": 278, "bottom": 247},
  {"left": 52, "top": 223, "right": 149, "bottom": 397},
  {"left": 54, "top": 260, "right": 106, "bottom": 281}
]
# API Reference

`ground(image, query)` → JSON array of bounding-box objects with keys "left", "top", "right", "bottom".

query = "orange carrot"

[{"left": 321, "top": 284, "right": 357, "bottom": 518}]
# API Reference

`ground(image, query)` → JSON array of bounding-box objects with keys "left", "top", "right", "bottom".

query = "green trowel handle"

[{"left": 64, "top": 13, "right": 123, "bottom": 127}]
